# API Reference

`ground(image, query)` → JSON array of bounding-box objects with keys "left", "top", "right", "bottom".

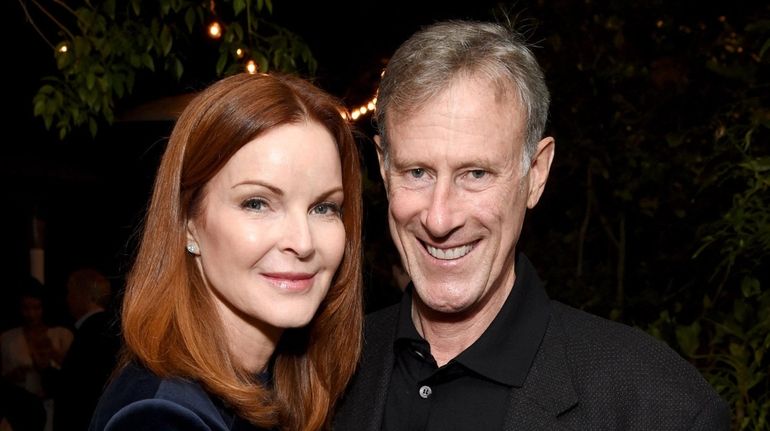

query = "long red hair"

[{"left": 120, "top": 73, "right": 362, "bottom": 430}]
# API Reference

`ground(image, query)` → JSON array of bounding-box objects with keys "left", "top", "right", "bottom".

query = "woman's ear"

[{"left": 186, "top": 219, "right": 200, "bottom": 255}]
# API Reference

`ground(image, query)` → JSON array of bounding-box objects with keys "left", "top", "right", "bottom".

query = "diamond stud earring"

[{"left": 186, "top": 243, "right": 199, "bottom": 254}]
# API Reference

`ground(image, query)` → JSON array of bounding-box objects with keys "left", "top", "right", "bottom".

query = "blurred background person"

[
  {"left": 0, "top": 277, "right": 72, "bottom": 431},
  {"left": 53, "top": 268, "right": 119, "bottom": 431}
]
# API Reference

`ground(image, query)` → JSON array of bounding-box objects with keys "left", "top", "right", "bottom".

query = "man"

[
  {"left": 53, "top": 268, "right": 120, "bottom": 431},
  {"left": 335, "top": 20, "right": 728, "bottom": 430}
]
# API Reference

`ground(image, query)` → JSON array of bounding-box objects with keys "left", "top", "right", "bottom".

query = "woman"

[
  {"left": 1, "top": 280, "right": 73, "bottom": 398},
  {"left": 1, "top": 278, "right": 73, "bottom": 431},
  {"left": 90, "top": 73, "right": 362, "bottom": 431}
]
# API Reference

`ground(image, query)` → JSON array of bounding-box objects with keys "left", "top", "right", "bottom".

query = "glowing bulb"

[
  {"left": 372, "top": 97, "right": 377, "bottom": 104},
  {"left": 208, "top": 22, "right": 222, "bottom": 39},
  {"left": 367, "top": 102, "right": 375, "bottom": 110},
  {"left": 58, "top": 44, "right": 68, "bottom": 53},
  {"left": 246, "top": 60, "right": 257, "bottom": 74},
  {"left": 351, "top": 111, "right": 360, "bottom": 120},
  {"left": 236, "top": 48, "right": 244, "bottom": 58},
  {"left": 359, "top": 107, "right": 367, "bottom": 115}
]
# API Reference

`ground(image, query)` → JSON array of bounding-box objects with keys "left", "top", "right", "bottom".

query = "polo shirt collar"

[{"left": 393, "top": 253, "right": 551, "bottom": 387}]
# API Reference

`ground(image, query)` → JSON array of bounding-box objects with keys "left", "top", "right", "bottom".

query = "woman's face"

[{"left": 187, "top": 120, "right": 346, "bottom": 343}]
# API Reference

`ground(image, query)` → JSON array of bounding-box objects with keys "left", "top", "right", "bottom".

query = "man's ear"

[
  {"left": 374, "top": 135, "right": 389, "bottom": 193},
  {"left": 526, "top": 136, "right": 555, "bottom": 209}
]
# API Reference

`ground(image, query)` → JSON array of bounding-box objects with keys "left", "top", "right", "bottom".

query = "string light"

[
  {"left": 58, "top": 44, "right": 68, "bottom": 53},
  {"left": 246, "top": 59, "right": 257, "bottom": 74},
  {"left": 348, "top": 95, "right": 377, "bottom": 122},
  {"left": 208, "top": 21, "right": 222, "bottom": 39},
  {"left": 204, "top": 1, "right": 375, "bottom": 121}
]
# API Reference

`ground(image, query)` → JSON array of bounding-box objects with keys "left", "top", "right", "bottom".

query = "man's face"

[{"left": 380, "top": 76, "right": 553, "bottom": 319}]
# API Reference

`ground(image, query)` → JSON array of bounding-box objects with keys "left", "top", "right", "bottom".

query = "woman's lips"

[{"left": 261, "top": 272, "right": 316, "bottom": 292}]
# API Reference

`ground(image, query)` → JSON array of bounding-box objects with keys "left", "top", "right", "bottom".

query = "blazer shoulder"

[
  {"left": 549, "top": 301, "right": 729, "bottom": 428},
  {"left": 90, "top": 364, "right": 230, "bottom": 431}
]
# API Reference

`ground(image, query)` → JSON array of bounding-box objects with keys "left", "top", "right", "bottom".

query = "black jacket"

[{"left": 335, "top": 256, "right": 729, "bottom": 430}]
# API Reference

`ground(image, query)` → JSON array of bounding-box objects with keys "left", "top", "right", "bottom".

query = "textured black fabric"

[
  {"left": 382, "top": 256, "right": 550, "bottom": 431},
  {"left": 334, "top": 254, "right": 730, "bottom": 430},
  {"left": 89, "top": 363, "right": 268, "bottom": 431},
  {"left": 55, "top": 311, "right": 121, "bottom": 431}
]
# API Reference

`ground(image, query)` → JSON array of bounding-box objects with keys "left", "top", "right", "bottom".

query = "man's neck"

[{"left": 411, "top": 282, "right": 514, "bottom": 367}]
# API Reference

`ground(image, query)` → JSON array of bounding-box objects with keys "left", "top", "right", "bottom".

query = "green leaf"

[
  {"left": 89, "top": 118, "right": 98, "bottom": 137},
  {"left": 257, "top": 0, "right": 264, "bottom": 12},
  {"left": 171, "top": 58, "right": 182, "bottom": 80},
  {"left": 232, "top": 23, "right": 244, "bottom": 41},
  {"left": 675, "top": 321, "right": 701, "bottom": 358},
  {"left": 39, "top": 85, "right": 55, "bottom": 95},
  {"left": 265, "top": 0, "right": 273, "bottom": 14},
  {"left": 33, "top": 100, "right": 46, "bottom": 117},
  {"left": 161, "top": 25, "right": 173, "bottom": 56},
  {"left": 142, "top": 53, "right": 155, "bottom": 72},
  {"left": 131, "top": 0, "right": 141, "bottom": 15},
  {"left": 255, "top": 52, "right": 268, "bottom": 73},
  {"left": 233, "top": 0, "right": 246, "bottom": 15},
  {"left": 185, "top": 8, "right": 196, "bottom": 33},
  {"left": 216, "top": 52, "right": 228, "bottom": 76},
  {"left": 741, "top": 277, "right": 761, "bottom": 298},
  {"left": 760, "top": 38, "right": 770, "bottom": 60},
  {"left": 103, "top": 0, "right": 116, "bottom": 19}
]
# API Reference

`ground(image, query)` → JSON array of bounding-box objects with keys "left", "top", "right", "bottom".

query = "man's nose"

[{"left": 421, "top": 179, "right": 463, "bottom": 238}]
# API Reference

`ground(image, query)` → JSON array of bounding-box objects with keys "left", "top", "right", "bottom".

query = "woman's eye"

[
  {"left": 242, "top": 198, "right": 267, "bottom": 211},
  {"left": 311, "top": 202, "right": 341, "bottom": 216},
  {"left": 469, "top": 169, "right": 487, "bottom": 179},
  {"left": 409, "top": 168, "right": 425, "bottom": 178}
]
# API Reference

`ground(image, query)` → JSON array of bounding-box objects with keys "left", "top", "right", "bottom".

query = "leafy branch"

[{"left": 21, "top": 0, "right": 316, "bottom": 139}]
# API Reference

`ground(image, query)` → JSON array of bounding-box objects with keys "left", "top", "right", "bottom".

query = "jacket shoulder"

[
  {"left": 550, "top": 301, "right": 729, "bottom": 429},
  {"left": 89, "top": 364, "right": 229, "bottom": 431}
]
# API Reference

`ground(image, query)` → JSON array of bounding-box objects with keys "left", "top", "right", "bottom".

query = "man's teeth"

[{"left": 426, "top": 244, "right": 473, "bottom": 260}]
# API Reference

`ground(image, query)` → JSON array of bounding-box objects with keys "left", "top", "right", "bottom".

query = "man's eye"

[
  {"left": 409, "top": 168, "right": 425, "bottom": 178},
  {"left": 242, "top": 198, "right": 267, "bottom": 211},
  {"left": 470, "top": 169, "right": 486, "bottom": 179},
  {"left": 311, "top": 202, "right": 341, "bottom": 216}
]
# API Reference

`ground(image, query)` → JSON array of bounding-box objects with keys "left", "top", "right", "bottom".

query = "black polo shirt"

[{"left": 381, "top": 254, "right": 550, "bottom": 431}]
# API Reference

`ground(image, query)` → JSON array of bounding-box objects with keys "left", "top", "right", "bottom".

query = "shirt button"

[{"left": 418, "top": 385, "right": 432, "bottom": 399}]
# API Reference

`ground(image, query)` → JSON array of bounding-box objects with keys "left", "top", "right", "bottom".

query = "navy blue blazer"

[
  {"left": 89, "top": 363, "right": 266, "bottom": 431},
  {"left": 335, "top": 255, "right": 730, "bottom": 430}
]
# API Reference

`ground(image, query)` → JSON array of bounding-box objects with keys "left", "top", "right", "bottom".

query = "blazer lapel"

[
  {"left": 335, "top": 305, "right": 399, "bottom": 431},
  {"left": 503, "top": 309, "right": 579, "bottom": 431}
]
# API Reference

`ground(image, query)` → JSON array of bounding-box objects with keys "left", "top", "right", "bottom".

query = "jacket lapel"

[
  {"left": 503, "top": 310, "right": 579, "bottom": 431},
  {"left": 334, "top": 305, "right": 399, "bottom": 431}
]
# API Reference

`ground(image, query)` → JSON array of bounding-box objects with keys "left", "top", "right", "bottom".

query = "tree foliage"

[
  {"left": 517, "top": 3, "right": 769, "bottom": 428},
  {"left": 23, "top": 0, "right": 316, "bottom": 139}
]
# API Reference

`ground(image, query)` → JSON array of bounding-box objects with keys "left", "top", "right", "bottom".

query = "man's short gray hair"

[{"left": 375, "top": 20, "right": 550, "bottom": 171}]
